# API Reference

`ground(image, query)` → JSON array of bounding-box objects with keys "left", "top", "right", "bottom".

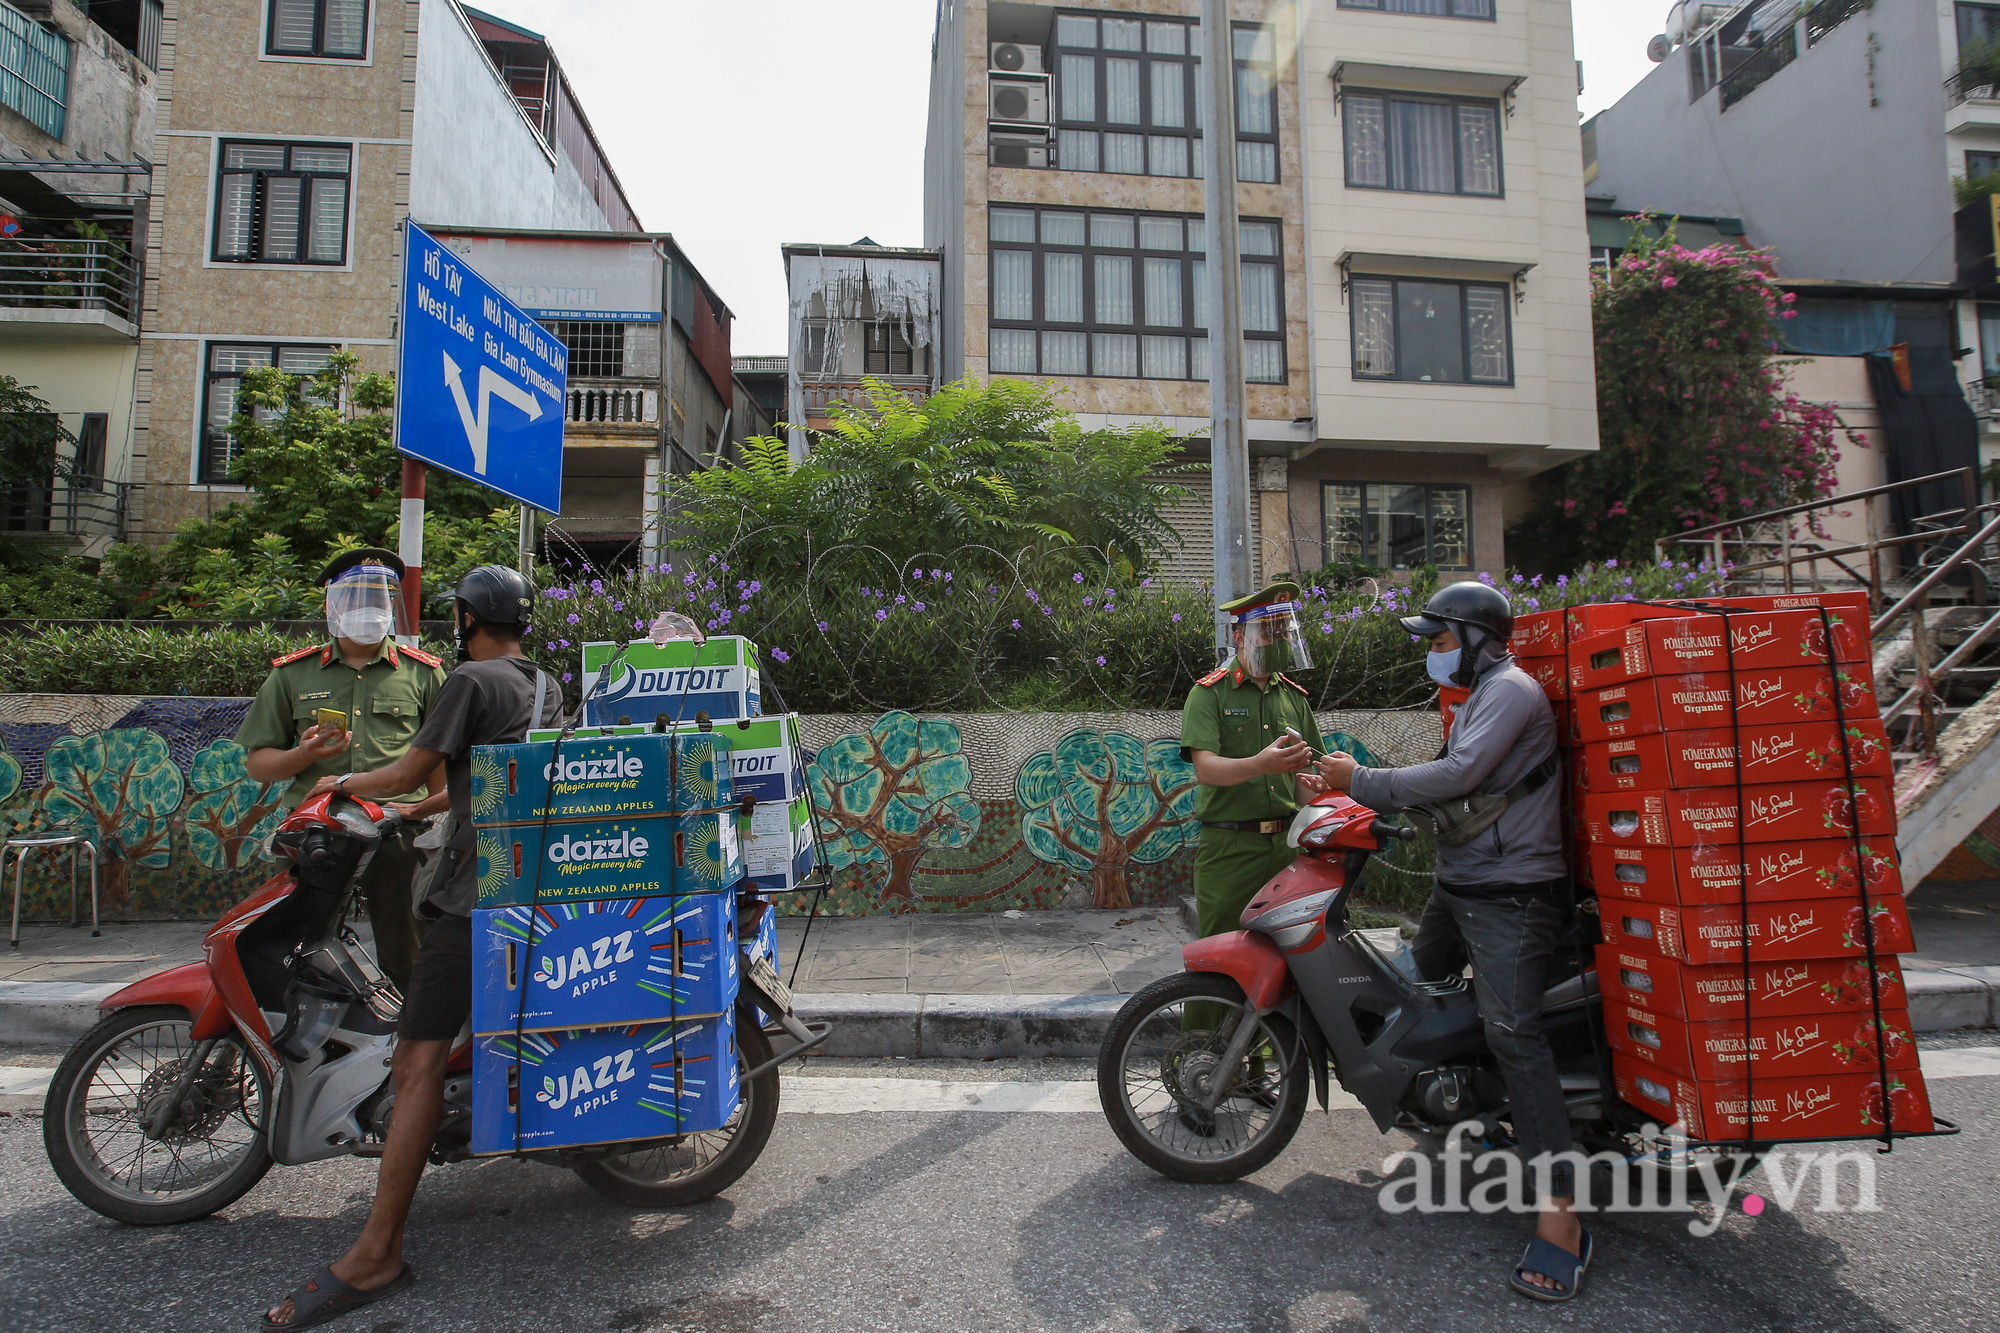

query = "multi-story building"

[
  {"left": 782, "top": 239, "right": 942, "bottom": 444},
  {"left": 923, "top": 0, "right": 1596, "bottom": 580},
  {"left": 90, "top": 0, "right": 736, "bottom": 566},
  {"left": 0, "top": 0, "right": 157, "bottom": 557},
  {"left": 1587, "top": 0, "right": 1985, "bottom": 510}
]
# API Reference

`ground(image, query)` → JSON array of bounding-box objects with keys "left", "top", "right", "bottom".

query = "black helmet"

[
  {"left": 453, "top": 564, "right": 536, "bottom": 631},
  {"left": 1400, "top": 581, "right": 1514, "bottom": 642}
]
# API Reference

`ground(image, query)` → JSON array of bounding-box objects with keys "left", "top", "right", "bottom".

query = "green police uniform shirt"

[
  {"left": 235, "top": 640, "right": 447, "bottom": 808},
  {"left": 1179, "top": 664, "right": 1324, "bottom": 823}
]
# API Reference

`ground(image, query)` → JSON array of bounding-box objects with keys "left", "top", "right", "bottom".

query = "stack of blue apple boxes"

[{"left": 465, "top": 729, "right": 746, "bottom": 1155}]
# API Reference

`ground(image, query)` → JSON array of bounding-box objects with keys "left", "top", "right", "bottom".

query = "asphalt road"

[{"left": 0, "top": 1053, "right": 1994, "bottom": 1333}]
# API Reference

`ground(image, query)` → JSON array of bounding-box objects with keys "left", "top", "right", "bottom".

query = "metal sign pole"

[{"left": 1201, "top": 0, "right": 1252, "bottom": 658}]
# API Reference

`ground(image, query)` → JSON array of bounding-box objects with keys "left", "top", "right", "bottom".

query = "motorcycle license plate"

[{"left": 748, "top": 954, "right": 794, "bottom": 1013}]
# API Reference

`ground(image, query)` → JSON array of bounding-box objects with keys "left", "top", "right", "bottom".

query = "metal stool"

[{"left": 7, "top": 833, "right": 100, "bottom": 947}]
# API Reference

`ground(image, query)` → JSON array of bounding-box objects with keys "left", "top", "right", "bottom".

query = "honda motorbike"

[
  {"left": 42, "top": 790, "right": 811, "bottom": 1225},
  {"left": 1096, "top": 793, "right": 1752, "bottom": 1186}
]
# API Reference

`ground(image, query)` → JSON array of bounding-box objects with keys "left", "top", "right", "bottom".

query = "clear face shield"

[
  {"left": 324, "top": 565, "right": 408, "bottom": 646},
  {"left": 1235, "top": 602, "right": 1313, "bottom": 677}
]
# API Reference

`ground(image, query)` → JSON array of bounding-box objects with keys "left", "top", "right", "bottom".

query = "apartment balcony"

[
  {"left": 1, "top": 476, "right": 131, "bottom": 550},
  {"left": 800, "top": 375, "right": 933, "bottom": 420},
  {"left": 0, "top": 238, "right": 140, "bottom": 340},
  {"left": 1946, "top": 72, "right": 2000, "bottom": 132},
  {"left": 1965, "top": 377, "right": 2000, "bottom": 430},
  {"left": 563, "top": 377, "right": 657, "bottom": 443}
]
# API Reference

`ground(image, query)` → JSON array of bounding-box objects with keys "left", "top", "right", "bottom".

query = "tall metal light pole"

[{"left": 1200, "top": 0, "right": 1252, "bottom": 658}]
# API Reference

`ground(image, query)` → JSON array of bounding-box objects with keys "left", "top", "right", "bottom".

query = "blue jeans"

[{"left": 1413, "top": 883, "right": 1577, "bottom": 1199}]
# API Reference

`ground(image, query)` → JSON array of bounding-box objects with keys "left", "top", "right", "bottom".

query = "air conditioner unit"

[
  {"left": 988, "top": 77, "right": 1048, "bottom": 126},
  {"left": 989, "top": 41, "right": 1044, "bottom": 74},
  {"left": 990, "top": 133, "right": 1052, "bottom": 169}
]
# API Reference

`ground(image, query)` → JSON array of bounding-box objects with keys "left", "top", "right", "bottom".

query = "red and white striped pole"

[{"left": 399, "top": 457, "right": 425, "bottom": 643}]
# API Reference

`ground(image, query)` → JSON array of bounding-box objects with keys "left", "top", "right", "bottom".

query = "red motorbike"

[
  {"left": 41, "top": 791, "right": 793, "bottom": 1224},
  {"left": 1095, "top": 793, "right": 1735, "bottom": 1186}
]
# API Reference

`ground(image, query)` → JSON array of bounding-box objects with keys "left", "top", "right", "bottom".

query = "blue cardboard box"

[
  {"left": 471, "top": 732, "right": 733, "bottom": 827},
  {"left": 533, "top": 714, "right": 800, "bottom": 803},
  {"left": 472, "top": 895, "right": 740, "bottom": 1035},
  {"left": 471, "top": 1011, "right": 741, "bottom": 1155},
  {"left": 741, "top": 897, "right": 782, "bottom": 1029},
  {"left": 474, "top": 810, "right": 743, "bottom": 908}
]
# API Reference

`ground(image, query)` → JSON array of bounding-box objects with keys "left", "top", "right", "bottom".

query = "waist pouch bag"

[{"left": 1402, "top": 751, "right": 1558, "bottom": 848}]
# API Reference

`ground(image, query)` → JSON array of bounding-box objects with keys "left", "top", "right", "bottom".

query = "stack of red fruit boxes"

[{"left": 1509, "top": 593, "right": 1935, "bottom": 1141}]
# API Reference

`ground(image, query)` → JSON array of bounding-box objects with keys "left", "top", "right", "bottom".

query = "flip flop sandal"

[
  {"left": 1508, "top": 1228, "right": 1592, "bottom": 1303},
  {"left": 262, "top": 1263, "right": 415, "bottom": 1330}
]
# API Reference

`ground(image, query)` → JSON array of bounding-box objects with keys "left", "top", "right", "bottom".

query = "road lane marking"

[
  {"left": 1918, "top": 1045, "right": 2000, "bottom": 1080},
  {"left": 0, "top": 1068, "right": 52, "bottom": 1096}
]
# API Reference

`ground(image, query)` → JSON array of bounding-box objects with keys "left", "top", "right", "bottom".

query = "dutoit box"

[
  {"left": 580, "top": 636, "right": 761, "bottom": 727},
  {"left": 1653, "top": 666, "right": 1878, "bottom": 728},
  {"left": 1605, "top": 893, "right": 1915, "bottom": 964},
  {"left": 471, "top": 1011, "right": 741, "bottom": 1154},
  {"left": 533, "top": 713, "right": 804, "bottom": 804},
  {"left": 1605, "top": 997, "right": 1920, "bottom": 1081},
  {"left": 1578, "top": 778, "right": 1895, "bottom": 847},
  {"left": 472, "top": 732, "right": 733, "bottom": 827},
  {"left": 1578, "top": 837, "right": 1904, "bottom": 907},
  {"left": 1597, "top": 947, "right": 1909, "bottom": 1022},
  {"left": 475, "top": 812, "right": 744, "bottom": 908},
  {"left": 1613, "top": 1053, "right": 1934, "bottom": 1139},
  {"left": 471, "top": 894, "right": 739, "bottom": 1034},
  {"left": 742, "top": 792, "right": 815, "bottom": 892}
]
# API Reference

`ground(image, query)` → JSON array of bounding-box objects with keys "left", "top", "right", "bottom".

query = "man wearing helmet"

[
  {"left": 1315, "top": 581, "right": 1587, "bottom": 1303},
  {"left": 236, "top": 548, "right": 446, "bottom": 990},
  {"left": 264, "top": 565, "right": 562, "bottom": 1329}
]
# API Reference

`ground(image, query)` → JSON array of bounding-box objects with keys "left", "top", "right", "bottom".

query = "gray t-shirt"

[{"left": 410, "top": 656, "right": 564, "bottom": 916}]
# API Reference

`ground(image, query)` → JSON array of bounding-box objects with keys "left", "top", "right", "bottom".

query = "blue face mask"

[{"left": 1426, "top": 646, "right": 1462, "bottom": 687}]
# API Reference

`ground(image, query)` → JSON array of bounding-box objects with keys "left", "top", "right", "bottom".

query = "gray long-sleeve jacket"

[{"left": 1347, "top": 652, "right": 1565, "bottom": 887}]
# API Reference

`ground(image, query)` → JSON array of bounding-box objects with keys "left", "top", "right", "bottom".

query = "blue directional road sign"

[{"left": 395, "top": 220, "right": 566, "bottom": 514}]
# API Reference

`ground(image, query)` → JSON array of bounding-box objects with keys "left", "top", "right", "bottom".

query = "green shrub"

[
  {"left": 0, "top": 555, "right": 116, "bottom": 619},
  {"left": 0, "top": 626, "right": 453, "bottom": 697}
]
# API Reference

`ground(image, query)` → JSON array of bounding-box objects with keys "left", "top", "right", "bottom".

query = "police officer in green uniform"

[
  {"left": 235, "top": 549, "right": 447, "bottom": 989},
  {"left": 1180, "top": 582, "right": 1337, "bottom": 940}
]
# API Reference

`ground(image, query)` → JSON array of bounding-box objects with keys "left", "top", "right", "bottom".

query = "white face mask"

[
  {"left": 336, "top": 608, "right": 395, "bottom": 644},
  {"left": 1425, "top": 646, "right": 1462, "bottom": 687}
]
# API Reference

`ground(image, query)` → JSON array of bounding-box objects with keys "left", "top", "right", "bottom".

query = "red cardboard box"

[
  {"left": 1578, "top": 778, "right": 1895, "bottom": 847},
  {"left": 1714, "top": 591, "right": 1871, "bottom": 627},
  {"left": 1597, "top": 947, "right": 1909, "bottom": 1022},
  {"left": 1567, "top": 624, "right": 1656, "bottom": 691},
  {"left": 1582, "top": 838, "right": 1904, "bottom": 906},
  {"left": 1517, "top": 654, "right": 1570, "bottom": 700},
  {"left": 1605, "top": 998, "right": 1920, "bottom": 1081},
  {"left": 1654, "top": 665, "right": 1879, "bottom": 728},
  {"left": 1573, "top": 679, "right": 1667, "bottom": 743},
  {"left": 1645, "top": 608, "right": 1868, "bottom": 672},
  {"left": 1605, "top": 893, "right": 1914, "bottom": 964},
  {"left": 1440, "top": 685, "right": 1469, "bottom": 742},
  {"left": 1612, "top": 1053, "right": 1934, "bottom": 1139},
  {"left": 1660, "top": 720, "right": 1893, "bottom": 789},
  {"left": 1574, "top": 734, "right": 1672, "bottom": 793},
  {"left": 1563, "top": 602, "right": 1689, "bottom": 639},
  {"left": 1512, "top": 609, "right": 1566, "bottom": 656}
]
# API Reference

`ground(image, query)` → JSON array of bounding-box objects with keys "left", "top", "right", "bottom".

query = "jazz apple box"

[
  {"left": 471, "top": 1010, "right": 741, "bottom": 1154},
  {"left": 1597, "top": 947, "right": 1909, "bottom": 1023},
  {"left": 1605, "top": 893, "right": 1915, "bottom": 965},
  {"left": 471, "top": 732, "right": 733, "bottom": 826},
  {"left": 1606, "top": 998, "right": 1920, "bottom": 1081},
  {"left": 1577, "top": 837, "right": 1903, "bottom": 907},
  {"left": 471, "top": 894, "right": 738, "bottom": 1035},
  {"left": 1613, "top": 1054, "right": 1934, "bottom": 1140},
  {"left": 474, "top": 812, "right": 743, "bottom": 908}
]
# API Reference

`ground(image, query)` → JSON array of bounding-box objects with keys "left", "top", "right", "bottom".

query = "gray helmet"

[
  {"left": 453, "top": 564, "right": 536, "bottom": 632},
  {"left": 1399, "top": 581, "right": 1514, "bottom": 642}
]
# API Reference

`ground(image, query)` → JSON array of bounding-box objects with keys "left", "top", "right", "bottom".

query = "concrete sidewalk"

[{"left": 2, "top": 884, "right": 1995, "bottom": 1054}]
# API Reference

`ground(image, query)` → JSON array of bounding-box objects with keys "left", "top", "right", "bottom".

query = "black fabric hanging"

[{"left": 1864, "top": 340, "right": 1979, "bottom": 539}]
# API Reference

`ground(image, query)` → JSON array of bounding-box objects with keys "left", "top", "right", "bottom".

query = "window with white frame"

[
  {"left": 1349, "top": 275, "right": 1512, "bottom": 385},
  {"left": 212, "top": 141, "right": 352, "bottom": 264},
  {"left": 1049, "top": 12, "right": 1278, "bottom": 183},
  {"left": 988, "top": 205, "right": 1286, "bottom": 383},
  {"left": 1322, "top": 481, "right": 1471, "bottom": 570},
  {"left": 199, "top": 343, "right": 335, "bottom": 483},
  {"left": 267, "top": 0, "right": 369, "bottom": 58},
  {"left": 1337, "top": 0, "right": 1495, "bottom": 19},
  {"left": 1343, "top": 90, "right": 1502, "bottom": 197}
]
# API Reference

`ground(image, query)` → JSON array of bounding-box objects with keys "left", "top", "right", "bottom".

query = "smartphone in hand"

[{"left": 315, "top": 707, "right": 349, "bottom": 737}]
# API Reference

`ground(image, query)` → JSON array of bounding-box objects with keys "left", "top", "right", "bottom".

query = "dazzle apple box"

[
  {"left": 472, "top": 732, "right": 733, "bottom": 827},
  {"left": 474, "top": 812, "right": 743, "bottom": 908}
]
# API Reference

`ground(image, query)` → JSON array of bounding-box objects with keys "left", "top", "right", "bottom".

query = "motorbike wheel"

[
  {"left": 43, "top": 1005, "right": 274, "bottom": 1225},
  {"left": 1098, "top": 971, "right": 1308, "bottom": 1184},
  {"left": 571, "top": 1005, "right": 780, "bottom": 1208}
]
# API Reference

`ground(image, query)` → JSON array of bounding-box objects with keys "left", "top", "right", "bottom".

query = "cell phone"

[
  {"left": 1283, "top": 726, "right": 1326, "bottom": 759},
  {"left": 315, "top": 707, "right": 349, "bottom": 735}
]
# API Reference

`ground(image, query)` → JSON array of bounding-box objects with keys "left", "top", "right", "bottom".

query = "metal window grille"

[
  {"left": 547, "top": 320, "right": 624, "bottom": 378},
  {"left": 1322, "top": 481, "right": 1473, "bottom": 571},
  {"left": 267, "top": 0, "right": 369, "bottom": 59},
  {"left": 1347, "top": 274, "right": 1513, "bottom": 387},
  {"left": 1335, "top": 0, "right": 1495, "bottom": 20},
  {"left": 0, "top": 1, "right": 69, "bottom": 139},
  {"left": 212, "top": 141, "right": 353, "bottom": 265},
  {"left": 1341, "top": 89, "right": 1503, "bottom": 198},
  {"left": 199, "top": 342, "right": 335, "bottom": 482}
]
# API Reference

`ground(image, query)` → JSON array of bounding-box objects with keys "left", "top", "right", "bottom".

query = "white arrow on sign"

[{"left": 442, "top": 350, "right": 543, "bottom": 475}]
